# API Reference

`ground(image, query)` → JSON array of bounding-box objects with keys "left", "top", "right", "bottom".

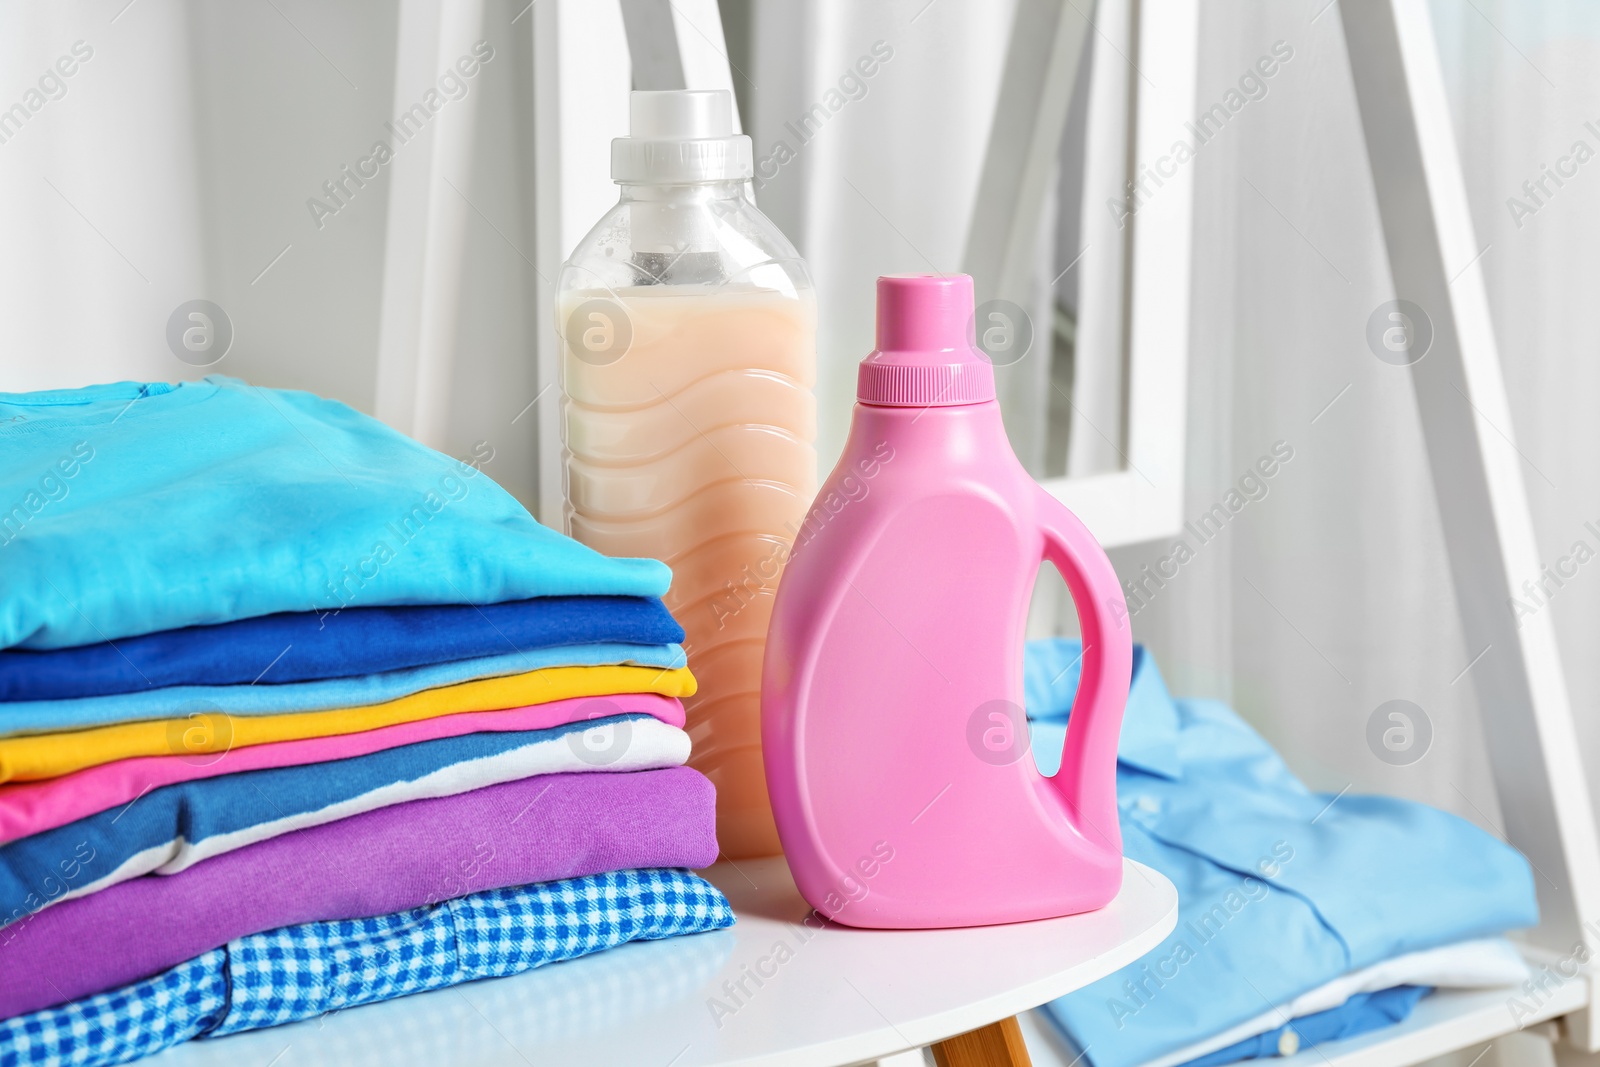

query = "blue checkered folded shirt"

[{"left": 0, "top": 867, "right": 732, "bottom": 1067}]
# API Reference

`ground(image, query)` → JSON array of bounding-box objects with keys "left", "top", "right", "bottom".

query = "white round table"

[{"left": 162, "top": 856, "right": 1176, "bottom": 1067}]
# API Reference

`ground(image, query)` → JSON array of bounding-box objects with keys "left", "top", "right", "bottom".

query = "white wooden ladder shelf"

[{"left": 1281, "top": 1, "right": 1600, "bottom": 1064}]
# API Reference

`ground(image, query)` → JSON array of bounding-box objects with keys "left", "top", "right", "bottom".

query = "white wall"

[
  {"left": 0, "top": 0, "right": 542, "bottom": 507},
  {"left": 1, "top": 0, "right": 211, "bottom": 390}
]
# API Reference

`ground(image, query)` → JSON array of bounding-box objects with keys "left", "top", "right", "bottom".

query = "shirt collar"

[{"left": 1023, "top": 639, "right": 1184, "bottom": 780}]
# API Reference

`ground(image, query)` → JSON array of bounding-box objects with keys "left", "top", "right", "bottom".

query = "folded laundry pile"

[
  {"left": 0, "top": 378, "right": 733, "bottom": 1065},
  {"left": 1023, "top": 639, "right": 1539, "bottom": 1067}
]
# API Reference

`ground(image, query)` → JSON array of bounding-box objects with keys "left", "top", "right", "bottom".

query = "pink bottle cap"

[{"left": 857, "top": 274, "right": 997, "bottom": 407}]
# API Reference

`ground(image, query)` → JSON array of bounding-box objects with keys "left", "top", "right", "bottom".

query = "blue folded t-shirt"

[
  {"left": 0, "top": 378, "right": 670, "bottom": 650},
  {"left": 0, "top": 641, "right": 686, "bottom": 738},
  {"left": 0, "top": 596, "right": 683, "bottom": 702},
  {"left": 1178, "top": 986, "right": 1431, "bottom": 1067}
]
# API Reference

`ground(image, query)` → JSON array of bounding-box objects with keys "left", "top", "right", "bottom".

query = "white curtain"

[{"left": 745, "top": 0, "right": 1019, "bottom": 473}]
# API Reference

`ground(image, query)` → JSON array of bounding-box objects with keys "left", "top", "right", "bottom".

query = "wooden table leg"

[{"left": 930, "top": 1015, "right": 1033, "bottom": 1067}]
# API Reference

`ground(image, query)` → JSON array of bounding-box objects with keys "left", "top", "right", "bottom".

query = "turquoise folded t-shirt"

[{"left": 0, "top": 378, "right": 669, "bottom": 650}]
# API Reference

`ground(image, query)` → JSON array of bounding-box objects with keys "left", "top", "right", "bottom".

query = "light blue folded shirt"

[
  {"left": 0, "top": 641, "right": 686, "bottom": 737},
  {"left": 0, "top": 378, "right": 670, "bottom": 650},
  {"left": 1025, "top": 640, "right": 1537, "bottom": 1067}
]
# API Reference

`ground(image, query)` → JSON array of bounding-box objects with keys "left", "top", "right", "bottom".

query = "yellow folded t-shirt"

[{"left": 0, "top": 664, "right": 696, "bottom": 783}]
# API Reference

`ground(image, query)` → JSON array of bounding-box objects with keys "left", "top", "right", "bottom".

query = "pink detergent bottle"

[{"left": 762, "top": 274, "right": 1132, "bottom": 929}]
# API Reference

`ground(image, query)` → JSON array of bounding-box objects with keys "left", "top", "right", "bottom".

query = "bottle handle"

[{"left": 1033, "top": 483, "right": 1132, "bottom": 855}]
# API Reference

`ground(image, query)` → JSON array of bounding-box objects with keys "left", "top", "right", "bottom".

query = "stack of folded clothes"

[
  {"left": 0, "top": 378, "right": 734, "bottom": 1066},
  {"left": 1022, "top": 639, "right": 1539, "bottom": 1067}
]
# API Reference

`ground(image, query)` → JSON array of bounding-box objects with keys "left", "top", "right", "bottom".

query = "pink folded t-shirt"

[{"left": 0, "top": 693, "right": 685, "bottom": 845}]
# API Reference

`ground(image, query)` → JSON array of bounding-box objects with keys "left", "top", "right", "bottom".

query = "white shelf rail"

[{"left": 1341, "top": 0, "right": 1600, "bottom": 1056}]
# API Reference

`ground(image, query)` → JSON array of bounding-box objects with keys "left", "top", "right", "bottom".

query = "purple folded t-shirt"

[{"left": 0, "top": 766, "right": 717, "bottom": 1019}]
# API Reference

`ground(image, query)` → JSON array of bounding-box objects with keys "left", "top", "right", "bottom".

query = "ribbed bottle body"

[{"left": 560, "top": 276, "right": 815, "bottom": 857}]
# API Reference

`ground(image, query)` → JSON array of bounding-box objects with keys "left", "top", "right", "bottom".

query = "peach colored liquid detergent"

[
  {"left": 562, "top": 285, "right": 816, "bottom": 856},
  {"left": 559, "top": 91, "right": 815, "bottom": 856}
]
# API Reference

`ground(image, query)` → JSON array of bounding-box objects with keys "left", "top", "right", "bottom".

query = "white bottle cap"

[{"left": 611, "top": 90, "right": 753, "bottom": 183}]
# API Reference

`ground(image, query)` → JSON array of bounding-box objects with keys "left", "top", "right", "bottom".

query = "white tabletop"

[{"left": 162, "top": 856, "right": 1177, "bottom": 1067}]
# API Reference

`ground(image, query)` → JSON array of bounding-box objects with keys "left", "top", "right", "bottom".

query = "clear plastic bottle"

[{"left": 557, "top": 90, "right": 816, "bottom": 858}]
